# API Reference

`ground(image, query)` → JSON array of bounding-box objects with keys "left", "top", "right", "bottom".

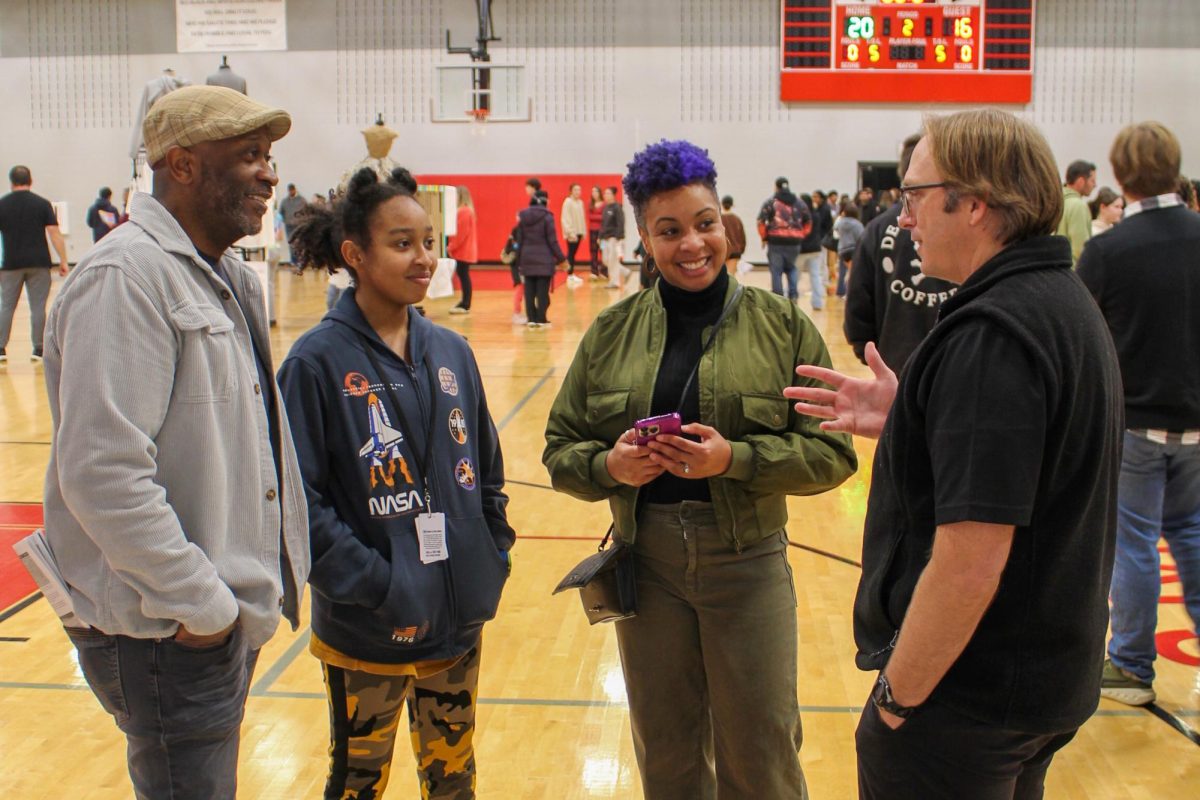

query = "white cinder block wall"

[{"left": 0, "top": 0, "right": 1193, "bottom": 264}]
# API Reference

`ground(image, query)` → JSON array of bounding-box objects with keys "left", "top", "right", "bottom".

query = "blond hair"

[
  {"left": 923, "top": 109, "right": 1062, "bottom": 244},
  {"left": 456, "top": 185, "right": 474, "bottom": 208},
  {"left": 1109, "top": 122, "right": 1180, "bottom": 198}
]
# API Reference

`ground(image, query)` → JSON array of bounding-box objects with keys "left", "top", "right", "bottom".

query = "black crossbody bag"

[{"left": 553, "top": 285, "right": 744, "bottom": 624}]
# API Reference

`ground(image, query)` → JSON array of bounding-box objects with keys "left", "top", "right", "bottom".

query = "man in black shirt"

[
  {"left": 787, "top": 109, "right": 1122, "bottom": 798},
  {"left": 844, "top": 133, "right": 957, "bottom": 373},
  {"left": 1078, "top": 122, "right": 1200, "bottom": 707},
  {"left": 0, "top": 165, "right": 70, "bottom": 363}
]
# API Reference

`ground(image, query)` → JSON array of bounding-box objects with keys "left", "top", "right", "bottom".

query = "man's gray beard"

[
  {"left": 203, "top": 173, "right": 264, "bottom": 240},
  {"left": 215, "top": 191, "right": 262, "bottom": 238}
]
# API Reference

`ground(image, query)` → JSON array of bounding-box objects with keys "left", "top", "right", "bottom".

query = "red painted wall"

[{"left": 418, "top": 174, "right": 623, "bottom": 264}]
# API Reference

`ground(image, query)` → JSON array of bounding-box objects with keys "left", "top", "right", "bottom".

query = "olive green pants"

[{"left": 616, "top": 502, "right": 808, "bottom": 800}]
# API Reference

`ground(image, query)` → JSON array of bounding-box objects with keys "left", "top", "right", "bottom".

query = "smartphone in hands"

[{"left": 634, "top": 412, "right": 682, "bottom": 446}]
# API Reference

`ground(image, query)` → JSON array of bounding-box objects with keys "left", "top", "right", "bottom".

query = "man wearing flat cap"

[{"left": 41, "top": 85, "right": 310, "bottom": 799}]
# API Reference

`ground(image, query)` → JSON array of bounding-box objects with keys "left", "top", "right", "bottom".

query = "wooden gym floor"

[{"left": 0, "top": 267, "right": 1196, "bottom": 799}]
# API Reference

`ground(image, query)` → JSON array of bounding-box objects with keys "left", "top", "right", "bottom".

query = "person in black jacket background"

[
  {"left": 279, "top": 167, "right": 515, "bottom": 800},
  {"left": 516, "top": 189, "right": 567, "bottom": 327},
  {"left": 844, "top": 133, "right": 956, "bottom": 373}
]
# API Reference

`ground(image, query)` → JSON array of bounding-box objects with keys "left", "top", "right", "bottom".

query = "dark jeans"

[
  {"left": 454, "top": 259, "right": 473, "bottom": 309},
  {"left": 1109, "top": 431, "right": 1200, "bottom": 682},
  {"left": 67, "top": 625, "right": 260, "bottom": 800},
  {"left": 856, "top": 697, "right": 1076, "bottom": 800},
  {"left": 837, "top": 253, "right": 852, "bottom": 297},
  {"left": 766, "top": 243, "right": 801, "bottom": 300},
  {"left": 565, "top": 238, "right": 582, "bottom": 273},
  {"left": 524, "top": 275, "right": 552, "bottom": 323}
]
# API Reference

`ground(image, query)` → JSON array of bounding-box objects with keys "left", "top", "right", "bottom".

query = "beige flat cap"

[{"left": 143, "top": 85, "right": 291, "bottom": 166}]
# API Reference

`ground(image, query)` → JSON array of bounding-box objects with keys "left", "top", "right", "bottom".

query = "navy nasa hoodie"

[{"left": 277, "top": 288, "right": 514, "bottom": 663}]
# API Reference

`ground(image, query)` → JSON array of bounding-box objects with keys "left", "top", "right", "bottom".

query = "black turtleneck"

[{"left": 644, "top": 267, "right": 730, "bottom": 503}]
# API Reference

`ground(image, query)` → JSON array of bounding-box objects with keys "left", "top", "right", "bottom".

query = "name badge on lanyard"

[{"left": 416, "top": 512, "right": 448, "bottom": 563}]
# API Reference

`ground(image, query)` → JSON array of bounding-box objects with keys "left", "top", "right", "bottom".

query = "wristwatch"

[{"left": 871, "top": 674, "right": 919, "bottom": 718}]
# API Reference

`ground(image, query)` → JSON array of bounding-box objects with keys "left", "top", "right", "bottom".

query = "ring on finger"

[{"left": 681, "top": 462, "right": 690, "bottom": 474}]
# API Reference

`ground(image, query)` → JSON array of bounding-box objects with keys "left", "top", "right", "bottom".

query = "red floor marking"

[
  {"left": 0, "top": 502, "right": 43, "bottom": 526},
  {"left": 0, "top": 503, "right": 42, "bottom": 610},
  {"left": 451, "top": 268, "right": 567, "bottom": 292},
  {"left": 1158, "top": 630, "right": 1200, "bottom": 667}
]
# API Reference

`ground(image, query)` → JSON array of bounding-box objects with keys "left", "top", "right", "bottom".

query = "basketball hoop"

[{"left": 466, "top": 107, "right": 490, "bottom": 136}]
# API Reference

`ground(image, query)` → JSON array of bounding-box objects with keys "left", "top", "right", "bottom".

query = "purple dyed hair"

[{"left": 622, "top": 139, "right": 719, "bottom": 226}]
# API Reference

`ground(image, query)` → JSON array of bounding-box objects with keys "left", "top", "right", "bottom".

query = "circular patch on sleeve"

[
  {"left": 449, "top": 408, "right": 468, "bottom": 445},
  {"left": 454, "top": 458, "right": 476, "bottom": 491}
]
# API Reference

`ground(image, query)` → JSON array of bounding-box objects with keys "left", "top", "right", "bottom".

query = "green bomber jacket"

[{"left": 542, "top": 276, "right": 857, "bottom": 550}]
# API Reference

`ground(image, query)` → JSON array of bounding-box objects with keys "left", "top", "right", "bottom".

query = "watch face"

[
  {"left": 872, "top": 675, "right": 914, "bottom": 717},
  {"left": 872, "top": 675, "right": 891, "bottom": 704}
]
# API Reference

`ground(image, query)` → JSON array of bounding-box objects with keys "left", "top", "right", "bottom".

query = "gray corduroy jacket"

[{"left": 42, "top": 192, "right": 309, "bottom": 650}]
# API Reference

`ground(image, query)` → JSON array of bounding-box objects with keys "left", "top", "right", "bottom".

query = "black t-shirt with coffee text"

[{"left": 0, "top": 190, "right": 58, "bottom": 269}]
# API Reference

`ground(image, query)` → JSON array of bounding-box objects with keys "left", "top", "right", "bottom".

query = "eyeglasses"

[{"left": 899, "top": 182, "right": 948, "bottom": 217}]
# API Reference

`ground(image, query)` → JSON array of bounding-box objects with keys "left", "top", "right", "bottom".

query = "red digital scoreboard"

[{"left": 781, "top": 0, "right": 1035, "bottom": 103}]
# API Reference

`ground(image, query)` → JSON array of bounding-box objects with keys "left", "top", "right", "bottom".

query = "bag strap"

[
  {"left": 675, "top": 284, "right": 744, "bottom": 410},
  {"left": 598, "top": 523, "right": 615, "bottom": 552}
]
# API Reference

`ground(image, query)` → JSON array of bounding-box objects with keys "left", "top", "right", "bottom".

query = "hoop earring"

[{"left": 646, "top": 257, "right": 658, "bottom": 275}]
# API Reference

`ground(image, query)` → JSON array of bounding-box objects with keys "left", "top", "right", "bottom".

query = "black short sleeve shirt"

[{"left": 0, "top": 191, "right": 58, "bottom": 269}]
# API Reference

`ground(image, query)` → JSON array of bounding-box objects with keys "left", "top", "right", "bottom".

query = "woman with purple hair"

[{"left": 544, "top": 140, "right": 857, "bottom": 799}]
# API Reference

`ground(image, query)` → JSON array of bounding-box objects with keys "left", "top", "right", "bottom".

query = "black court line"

[
  {"left": 1145, "top": 702, "right": 1200, "bottom": 747},
  {"left": 779, "top": 541, "right": 1199, "bottom": 746},
  {"left": 250, "top": 628, "right": 312, "bottom": 697},
  {"left": 495, "top": 367, "right": 554, "bottom": 431},
  {"left": 0, "top": 636, "right": 29, "bottom": 642},
  {"left": 501, "top": 489, "right": 865, "bottom": 565},
  {"left": 0, "top": 440, "right": 51, "bottom": 446},
  {"left": 507, "top": 478, "right": 555, "bottom": 491},
  {"left": 787, "top": 540, "right": 862, "bottom": 568},
  {"left": 519, "top": 535, "right": 603, "bottom": 542},
  {"left": 0, "top": 592, "right": 42, "bottom": 624}
]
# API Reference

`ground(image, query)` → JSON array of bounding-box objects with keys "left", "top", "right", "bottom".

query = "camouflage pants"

[{"left": 322, "top": 644, "right": 480, "bottom": 800}]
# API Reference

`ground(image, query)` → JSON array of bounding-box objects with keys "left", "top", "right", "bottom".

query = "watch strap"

[{"left": 872, "top": 674, "right": 918, "bottom": 718}]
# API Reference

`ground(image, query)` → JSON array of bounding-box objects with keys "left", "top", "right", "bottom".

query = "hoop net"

[{"left": 467, "top": 108, "right": 490, "bottom": 136}]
